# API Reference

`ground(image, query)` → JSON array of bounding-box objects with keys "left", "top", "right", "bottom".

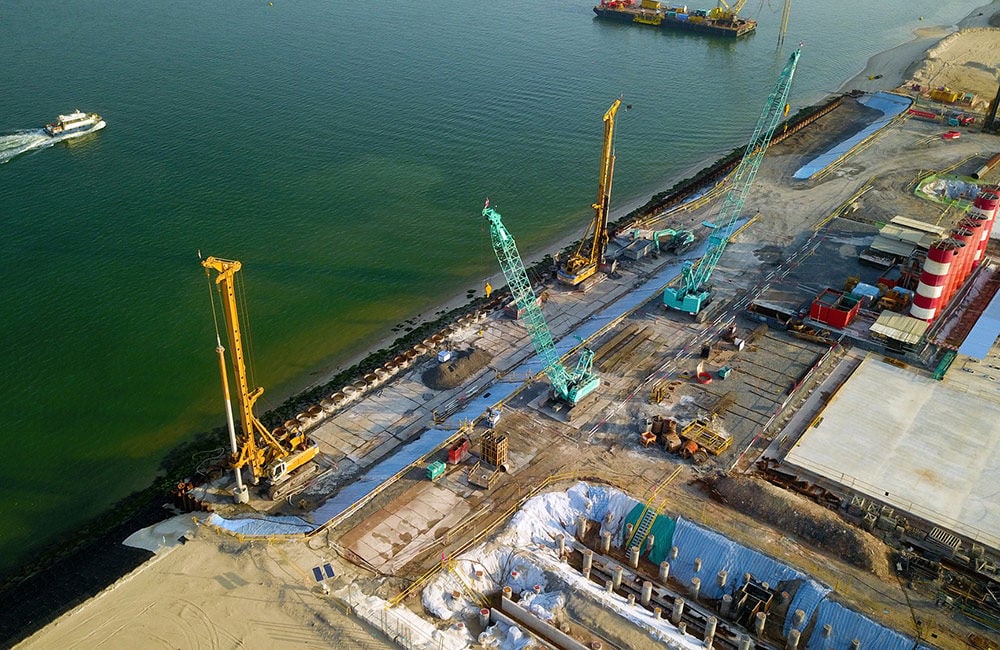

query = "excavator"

[
  {"left": 202, "top": 256, "right": 318, "bottom": 502},
  {"left": 558, "top": 97, "right": 623, "bottom": 286}
]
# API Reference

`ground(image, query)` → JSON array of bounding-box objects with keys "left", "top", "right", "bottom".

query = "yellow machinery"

[
  {"left": 708, "top": 0, "right": 747, "bottom": 23},
  {"left": 202, "top": 256, "right": 318, "bottom": 500},
  {"left": 558, "top": 97, "right": 623, "bottom": 286}
]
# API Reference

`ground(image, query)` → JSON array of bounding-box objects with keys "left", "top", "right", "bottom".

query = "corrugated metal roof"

[
  {"left": 870, "top": 312, "right": 929, "bottom": 345},
  {"left": 869, "top": 236, "right": 916, "bottom": 257},
  {"left": 889, "top": 216, "right": 947, "bottom": 236},
  {"left": 804, "top": 599, "right": 915, "bottom": 650},
  {"left": 668, "top": 518, "right": 829, "bottom": 636},
  {"left": 958, "top": 284, "right": 1000, "bottom": 359}
]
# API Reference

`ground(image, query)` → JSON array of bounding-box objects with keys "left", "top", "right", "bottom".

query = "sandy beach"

[
  {"left": 12, "top": 5, "right": 1000, "bottom": 649},
  {"left": 841, "top": 0, "right": 1000, "bottom": 99}
]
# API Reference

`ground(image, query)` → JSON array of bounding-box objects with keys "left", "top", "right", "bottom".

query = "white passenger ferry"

[{"left": 43, "top": 111, "right": 106, "bottom": 138}]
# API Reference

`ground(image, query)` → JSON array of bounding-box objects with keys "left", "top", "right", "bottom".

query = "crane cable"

[
  {"left": 202, "top": 253, "right": 224, "bottom": 348},
  {"left": 235, "top": 269, "right": 260, "bottom": 399}
]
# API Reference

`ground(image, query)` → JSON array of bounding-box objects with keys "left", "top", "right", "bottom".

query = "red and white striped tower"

[
  {"left": 972, "top": 190, "right": 1000, "bottom": 267},
  {"left": 958, "top": 217, "right": 982, "bottom": 282},
  {"left": 911, "top": 240, "right": 960, "bottom": 321},
  {"left": 942, "top": 231, "right": 969, "bottom": 308}
]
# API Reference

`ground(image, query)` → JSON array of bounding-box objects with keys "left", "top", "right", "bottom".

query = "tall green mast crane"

[
  {"left": 483, "top": 203, "right": 600, "bottom": 405},
  {"left": 664, "top": 45, "right": 802, "bottom": 316}
]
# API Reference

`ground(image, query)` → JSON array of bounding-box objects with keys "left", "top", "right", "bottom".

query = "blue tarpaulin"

[
  {"left": 668, "top": 517, "right": 830, "bottom": 637},
  {"left": 793, "top": 92, "right": 912, "bottom": 180},
  {"left": 805, "top": 599, "right": 915, "bottom": 650}
]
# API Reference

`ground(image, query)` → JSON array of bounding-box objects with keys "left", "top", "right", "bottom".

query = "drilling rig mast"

[
  {"left": 558, "top": 97, "right": 623, "bottom": 286},
  {"left": 202, "top": 256, "right": 318, "bottom": 499}
]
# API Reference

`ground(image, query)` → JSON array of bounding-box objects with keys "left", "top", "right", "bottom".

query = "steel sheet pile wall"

[
  {"left": 803, "top": 599, "right": 918, "bottom": 650},
  {"left": 668, "top": 518, "right": 829, "bottom": 637}
]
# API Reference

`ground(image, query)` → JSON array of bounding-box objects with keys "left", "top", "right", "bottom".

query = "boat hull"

[
  {"left": 44, "top": 120, "right": 106, "bottom": 139},
  {"left": 593, "top": 7, "right": 755, "bottom": 38}
]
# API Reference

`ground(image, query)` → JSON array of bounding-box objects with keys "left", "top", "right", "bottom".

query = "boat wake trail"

[{"left": 0, "top": 130, "right": 56, "bottom": 164}]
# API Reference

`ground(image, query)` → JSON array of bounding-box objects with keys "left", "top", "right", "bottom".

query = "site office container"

[{"left": 809, "top": 289, "right": 861, "bottom": 329}]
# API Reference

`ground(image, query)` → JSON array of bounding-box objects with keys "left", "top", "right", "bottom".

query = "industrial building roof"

[
  {"left": 869, "top": 223, "right": 943, "bottom": 257},
  {"left": 889, "top": 215, "right": 948, "bottom": 235},
  {"left": 784, "top": 355, "right": 1000, "bottom": 550},
  {"left": 869, "top": 311, "right": 929, "bottom": 345}
]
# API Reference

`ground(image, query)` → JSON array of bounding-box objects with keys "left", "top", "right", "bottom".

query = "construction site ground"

[{"left": 19, "top": 94, "right": 1000, "bottom": 650}]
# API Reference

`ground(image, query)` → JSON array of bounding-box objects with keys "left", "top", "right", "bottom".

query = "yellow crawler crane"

[
  {"left": 558, "top": 97, "right": 623, "bottom": 286},
  {"left": 202, "top": 256, "right": 318, "bottom": 501}
]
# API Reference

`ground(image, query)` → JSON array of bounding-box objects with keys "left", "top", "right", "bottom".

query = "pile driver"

[
  {"left": 558, "top": 97, "right": 624, "bottom": 286},
  {"left": 202, "top": 256, "right": 318, "bottom": 502}
]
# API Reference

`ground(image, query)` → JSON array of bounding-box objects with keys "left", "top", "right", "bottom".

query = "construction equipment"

[
  {"left": 708, "top": 0, "right": 747, "bottom": 23},
  {"left": 202, "top": 256, "right": 318, "bottom": 500},
  {"left": 484, "top": 204, "right": 601, "bottom": 405},
  {"left": 427, "top": 461, "right": 447, "bottom": 480},
  {"left": 624, "top": 465, "right": 682, "bottom": 552},
  {"left": 664, "top": 45, "right": 802, "bottom": 316},
  {"left": 558, "top": 97, "right": 623, "bottom": 286},
  {"left": 632, "top": 227, "right": 696, "bottom": 254},
  {"left": 678, "top": 418, "right": 732, "bottom": 464}
]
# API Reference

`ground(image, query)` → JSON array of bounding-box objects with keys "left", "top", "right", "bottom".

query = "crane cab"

[{"left": 266, "top": 439, "right": 319, "bottom": 485}]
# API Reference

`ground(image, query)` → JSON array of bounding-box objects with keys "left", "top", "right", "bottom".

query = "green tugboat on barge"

[{"left": 594, "top": 0, "right": 756, "bottom": 38}]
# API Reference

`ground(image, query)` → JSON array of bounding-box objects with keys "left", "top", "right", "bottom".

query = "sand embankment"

[{"left": 842, "top": 0, "right": 1000, "bottom": 103}]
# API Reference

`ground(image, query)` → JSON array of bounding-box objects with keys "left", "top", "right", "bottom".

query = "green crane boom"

[
  {"left": 664, "top": 45, "right": 802, "bottom": 316},
  {"left": 484, "top": 204, "right": 600, "bottom": 405}
]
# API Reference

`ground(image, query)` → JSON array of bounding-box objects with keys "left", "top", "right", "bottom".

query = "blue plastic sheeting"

[
  {"left": 958, "top": 284, "right": 1000, "bottom": 359},
  {"left": 310, "top": 425, "right": 467, "bottom": 526},
  {"left": 436, "top": 380, "right": 521, "bottom": 428},
  {"left": 793, "top": 92, "right": 912, "bottom": 180},
  {"left": 206, "top": 512, "right": 312, "bottom": 536},
  {"left": 805, "top": 599, "right": 914, "bottom": 650},
  {"left": 668, "top": 517, "right": 829, "bottom": 637}
]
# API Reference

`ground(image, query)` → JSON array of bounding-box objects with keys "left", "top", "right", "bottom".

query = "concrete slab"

[
  {"left": 784, "top": 354, "right": 1000, "bottom": 549},
  {"left": 344, "top": 483, "right": 472, "bottom": 573}
]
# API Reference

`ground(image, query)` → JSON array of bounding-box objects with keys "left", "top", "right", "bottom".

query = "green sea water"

[{"left": 0, "top": 0, "right": 986, "bottom": 574}]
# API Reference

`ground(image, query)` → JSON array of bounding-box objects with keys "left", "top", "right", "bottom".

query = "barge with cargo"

[{"left": 593, "top": 0, "right": 756, "bottom": 38}]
